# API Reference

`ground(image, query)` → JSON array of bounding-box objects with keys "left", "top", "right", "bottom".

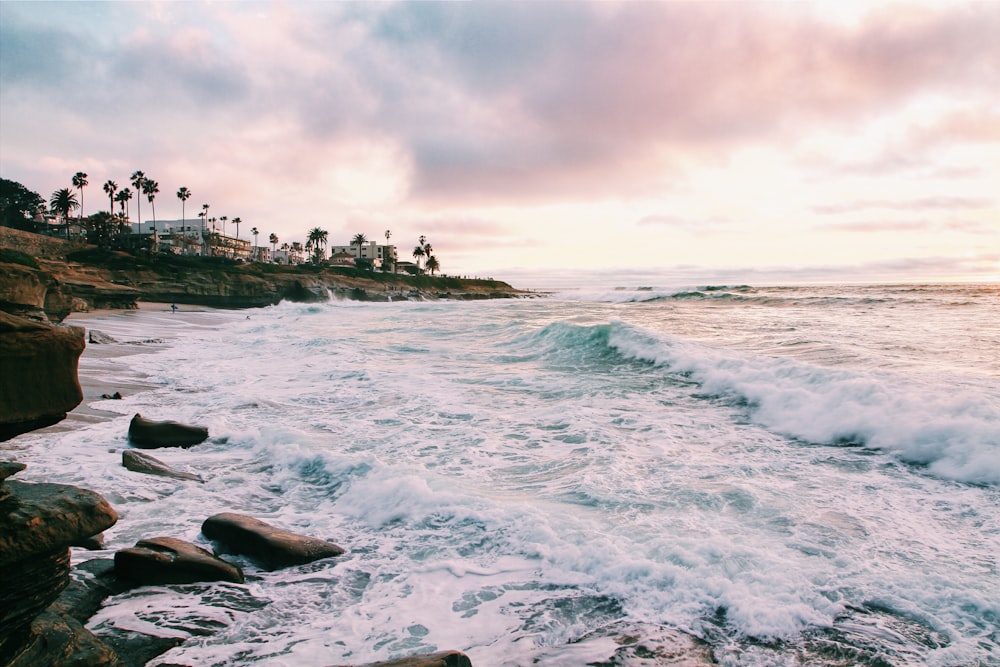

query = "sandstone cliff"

[{"left": 0, "top": 312, "right": 86, "bottom": 440}]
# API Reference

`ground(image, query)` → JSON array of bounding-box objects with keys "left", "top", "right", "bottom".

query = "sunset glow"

[{"left": 1, "top": 1, "right": 997, "bottom": 284}]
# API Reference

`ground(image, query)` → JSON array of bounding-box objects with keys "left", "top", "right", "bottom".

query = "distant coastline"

[{"left": 0, "top": 227, "right": 532, "bottom": 321}]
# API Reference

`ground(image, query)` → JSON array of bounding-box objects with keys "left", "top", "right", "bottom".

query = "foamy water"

[{"left": 8, "top": 283, "right": 999, "bottom": 666}]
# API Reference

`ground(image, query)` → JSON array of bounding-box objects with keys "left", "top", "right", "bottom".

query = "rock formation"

[
  {"left": 114, "top": 537, "right": 244, "bottom": 585},
  {"left": 0, "top": 312, "right": 85, "bottom": 441},
  {"left": 127, "top": 413, "right": 209, "bottom": 449},
  {"left": 0, "top": 464, "right": 119, "bottom": 665},
  {"left": 348, "top": 651, "right": 473, "bottom": 667},
  {"left": 121, "top": 450, "right": 204, "bottom": 482},
  {"left": 202, "top": 512, "right": 345, "bottom": 570}
]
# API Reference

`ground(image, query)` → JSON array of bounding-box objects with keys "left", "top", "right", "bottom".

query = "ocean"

[{"left": 7, "top": 282, "right": 999, "bottom": 666}]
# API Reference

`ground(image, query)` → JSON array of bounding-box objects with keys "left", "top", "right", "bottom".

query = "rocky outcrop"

[
  {"left": 0, "top": 312, "right": 85, "bottom": 440},
  {"left": 114, "top": 537, "right": 245, "bottom": 585},
  {"left": 121, "top": 450, "right": 204, "bottom": 482},
  {"left": 0, "top": 466, "right": 119, "bottom": 665},
  {"left": 202, "top": 512, "right": 345, "bottom": 570},
  {"left": 127, "top": 413, "right": 209, "bottom": 449},
  {"left": 0, "top": 260, "right": 135, "bottom": 322}
]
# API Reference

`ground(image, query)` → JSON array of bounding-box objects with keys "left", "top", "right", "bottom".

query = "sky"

[{"left": 1, "top": 1, "right": 998, "bottom": 286}]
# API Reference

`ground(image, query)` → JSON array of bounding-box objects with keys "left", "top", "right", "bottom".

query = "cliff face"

[
  {"left": 0, "top": 312, "right": 86, "bottom": 440},
  {"left": 2, "top": 229, "right": 526, "bottom": 313}
]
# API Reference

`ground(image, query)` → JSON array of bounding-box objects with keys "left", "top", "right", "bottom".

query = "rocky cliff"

[
  {"left": 0, "top": 312, "right": 86, "bottom": 440},
  {"left": 2, "top": 228, "right": 526, "bottom": 315}
]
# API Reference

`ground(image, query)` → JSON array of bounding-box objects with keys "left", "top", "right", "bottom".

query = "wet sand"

[{"left": 49, "top": 303, "right": 226, "bottom": 431}]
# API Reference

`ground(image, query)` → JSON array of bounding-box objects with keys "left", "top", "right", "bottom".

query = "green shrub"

[{"left": 0, "top": 248, "right": 39, "bottom": 268}]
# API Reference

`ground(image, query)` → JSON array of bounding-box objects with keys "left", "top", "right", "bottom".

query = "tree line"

[{"left": 1, "top": 176, "right": 441, "bottom": 275}]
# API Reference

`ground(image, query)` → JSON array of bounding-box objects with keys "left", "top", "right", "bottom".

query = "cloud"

[
  {"left": 812, "top": 197, "right": 994, "bottom": 215},
  {"left": 636, "top": 214, "right": 735, "bottom": 234}
]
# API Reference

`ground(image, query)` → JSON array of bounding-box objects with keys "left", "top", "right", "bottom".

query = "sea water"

[{"left": 7, "top": 282, "right": 999, "bottom": 666}]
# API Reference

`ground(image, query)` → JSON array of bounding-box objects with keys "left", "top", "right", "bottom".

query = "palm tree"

[
  {"left": 103, "top": 180, "right": 118, "bottom": 216},
  {"left": 177, "top": 187, "right": 191, "bottom": 229},
  {"left": 383, "top": 229, "right": 393, "bottom": 271},
  {"left": 72, "top": 172, "right": 88, "bottom": 222},
  {"left": 116, "top": 188, "right": 132, "bottom": 223},
  {"left": 412, "top": 244, "right": 425, "bottom": 269},
  {"left": 130, "top": 171, "right": 145, "bottom": 228},
  {"left": 425, "top": 254, "right": 440, "bottom": 276},
  {"left": 290, "top": 241, "right": 303, "bottom": 263},
  {"left": 142, "top": 179, "right": 160, "bottom": 233},
  {"left": 201, "top": 203, "right": 210, "bottom": 232},
  {"left": 49, "top": 188, "right": 79, "bottom": 239},
  {"left": 351, "top": 232, "right": 367, "bottom": 257},
  {"left": 269, "top": 233, "right": 279, "bottom": 254},
  {"left": 307, "top": 227, "right": 328, "bottom": 263},
  {"left": 251, "top": 226, "right": 259, "bottom": 260},
  {"left": 232, "top": 217, "right": 242, "bottom": 241},
  {"left": 423, "top": 242, "right": 433, "bottom": 259}
]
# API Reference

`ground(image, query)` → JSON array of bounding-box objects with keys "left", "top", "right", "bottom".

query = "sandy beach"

[{"left": 49, "top": 303, "right": 226, "bottom": 431}]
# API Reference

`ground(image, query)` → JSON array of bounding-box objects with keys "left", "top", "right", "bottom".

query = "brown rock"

[
  {"left": 202, "top": 512, "right": 345, "bottom": 570},
  {"left": 347, "top": 651, "right": 473, "bottom": 667},
  {"left": 0, "top": 312, "right": 85, "bottom": 440},
  {"left": 0, "top": 480, "right": 119, "bottom": 569},
  {"left": 0, "top": 479, "right": 118, "bottom": 660},
  {"left": 114, "top": 536, "right": 244, "bottom": 585},
  {"left": 122, "top": 450, "right": 204, "bottom": 483},
  {"left": 4, "top": 609, "right": 123, "bottom": 667},
  {"left": 127, "top": 413, "right": 208, "bottom": 449}
]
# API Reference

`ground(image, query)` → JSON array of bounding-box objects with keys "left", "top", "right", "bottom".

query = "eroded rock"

[
  {"left": 122, "top": 450, "right": 203, "bottom": 483},
  {"left": 0, "top": 312, "right": 85, "bottom": 440},
  {"left": 0, "top": 474, "right": 118, "bottom": 661},
  {"left": 114, "top": 536, "right": 244, "bottom": 585},
  {"left": 202, "top": 512, "right": 345, "bottom": 570},
  {"left": 127, "top": 413, "right": 208, "bottom": 449}
]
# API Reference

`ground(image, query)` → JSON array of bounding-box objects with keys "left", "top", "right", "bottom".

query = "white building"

[{"left": 327, "top": 241, "right": 397, "bottom": 270}]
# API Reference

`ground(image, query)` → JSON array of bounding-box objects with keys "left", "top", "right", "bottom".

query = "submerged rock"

[
  {"left": 202, "top": 512, "right": 345, "bottom": 570},
  {"left": 0, "top": 312, "right": 85, "bottom": 440},
  {"left": 121, "top": 450, "right": 204, "bottom": 483},
  {"left": 127, "top": 413, "right": 208, "bottom": 449},
  {"left": 114, "top": 536, "right": 244, "bottom": 585}
]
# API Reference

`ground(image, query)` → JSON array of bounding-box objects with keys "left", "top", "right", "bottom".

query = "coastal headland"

[{"left": 1, "top": 227, "right": 529, "bottom": 322}]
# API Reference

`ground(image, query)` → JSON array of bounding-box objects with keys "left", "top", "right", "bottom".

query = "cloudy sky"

[{"left": 1, "top": 1, "right": 998, "bottom": 285}]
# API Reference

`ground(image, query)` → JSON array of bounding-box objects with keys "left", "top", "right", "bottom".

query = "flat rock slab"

[
  {"left": 114, "top": 537, "right": 244, "bottom": 585},
  {"left": 202, "top": 512, "right": 345, "bottom": 570},
  {"left": 127, "top": 414, "right": 208, "bottom": 449},
  {"left": 122, "top": 450, "right": 203, "bottom": 483}
]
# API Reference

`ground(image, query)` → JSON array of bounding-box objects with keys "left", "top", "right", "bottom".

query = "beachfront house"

[{"left": 327, "top": 240, "right": 397, "bottom": 270}]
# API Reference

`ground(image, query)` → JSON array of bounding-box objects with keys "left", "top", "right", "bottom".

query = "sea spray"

[{"left": 10, "top": 283, "right": 998, "bottom": 666}]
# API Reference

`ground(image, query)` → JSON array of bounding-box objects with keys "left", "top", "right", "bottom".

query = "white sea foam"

[
  {"left": 9, "top": 285, "right": 998, "bottom": 666},
  {"left": 605, "top": 320, "right": 1000, "bottom": 484}
]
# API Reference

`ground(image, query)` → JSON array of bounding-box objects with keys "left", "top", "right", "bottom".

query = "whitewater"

[{"left": 7, "top": 282, "right": 999, "bottom": 666}]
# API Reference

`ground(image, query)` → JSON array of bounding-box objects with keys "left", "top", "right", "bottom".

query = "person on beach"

[{"left": 171, "top": 304, "right": 178, "bottom": 313}]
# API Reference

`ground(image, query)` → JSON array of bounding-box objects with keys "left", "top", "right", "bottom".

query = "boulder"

[
  {"left": 202, "top": 512, "right": 345, "bottom": 570},
  {"left": 349, "top": 651, "right": 473, "bottom": 667},
  {"left": 122, "top": 450, "right": 204, "bottom": 483},
  {"left": 114, "top": 537, "right": 244, "bottom": 585},
  {"left": 88, "top": 330, "right": 117, "bottom": 344},
  {"left": 0, "top": 312, "right": 85, "bottom": 440},
  {"left": 0, "top": 473, "right": 118, "bottom": 661},
  {"left": 5, "top": 609, "right": 123, "bottom": 667},
  {"left": 127, "top": 413, "right": 208, "bottom": 449}
]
